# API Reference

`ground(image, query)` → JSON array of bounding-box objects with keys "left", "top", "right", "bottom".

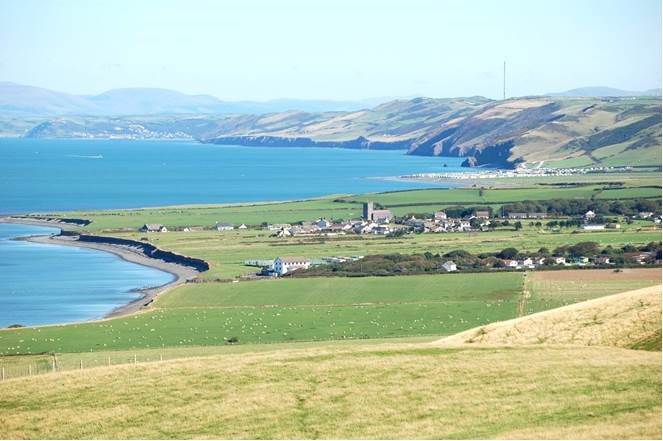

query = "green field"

[
  {"left": 2, "top": 269, "right": 660, "bottom": 357},
  {"left": 0, "top": 273, "right": 524, "bottom": 354},
  {"left": 42, "top": 180, "right": 661, "bottom": 233}
]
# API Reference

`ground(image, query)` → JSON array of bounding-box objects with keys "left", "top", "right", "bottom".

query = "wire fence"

[{"left": 0, "top": 352, "right": 174, "bottom": 381}]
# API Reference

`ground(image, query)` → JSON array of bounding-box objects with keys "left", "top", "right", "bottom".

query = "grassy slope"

[
  {"left": 0, "top": 344, "right": 660, "bottom": 439},
  {"left": 0, "top": 273, "right": 525, "bottom": 354},
  {"left": 1, "top": 269, "right": 660, "bottom": 356},
  {"left": 437, "top": 283, "right": 662, "bottom": 349}
]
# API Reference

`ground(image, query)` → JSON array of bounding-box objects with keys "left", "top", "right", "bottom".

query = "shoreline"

[
  {"left": 24, "top": 235, "right": 199, "bottom": 319},
  {"left": 1, "top": 219, "right": 201, "bottom": 324}
]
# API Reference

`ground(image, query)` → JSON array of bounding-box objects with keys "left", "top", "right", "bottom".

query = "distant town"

[{"left": 138, "top": 201, "right": 662, "bottom": 278}]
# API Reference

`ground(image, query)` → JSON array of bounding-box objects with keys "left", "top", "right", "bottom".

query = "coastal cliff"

[
  {"left": 203, "top": 135, "right": 410, "bottom": 150},
  {"left": 14, "top": 95, "right": 662, "bottom": 169}
]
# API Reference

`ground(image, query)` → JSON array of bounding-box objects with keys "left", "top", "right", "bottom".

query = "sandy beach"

[{"left": 1, "top": 217, "right": 202, "bottom": 320}]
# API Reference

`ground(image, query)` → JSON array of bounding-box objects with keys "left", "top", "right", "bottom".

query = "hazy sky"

[{"left": 1, "top": 0, "right": 660, "bottom": 100}]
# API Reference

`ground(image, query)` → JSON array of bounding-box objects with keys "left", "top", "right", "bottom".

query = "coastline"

[{"left": 23, "top": 234, "right": 199, "bottom": 319}]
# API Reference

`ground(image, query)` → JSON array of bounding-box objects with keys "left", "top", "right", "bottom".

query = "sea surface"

[
  {"left": 0, "top": 138, "right": 463, "bottom": 213},
  {"left": 0, "top": 223, "right": 174, "bottom": 327},
  {"left": 0, "top": 138, "right": 462, "bottom": 325}
]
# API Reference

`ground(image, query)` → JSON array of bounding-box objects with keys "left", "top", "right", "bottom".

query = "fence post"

[
  {"left": 79, "top": 359, "right": 83, "bottom": 370},
  {"left": 134, "top": 354, "right": 137, "bottom": 365}
]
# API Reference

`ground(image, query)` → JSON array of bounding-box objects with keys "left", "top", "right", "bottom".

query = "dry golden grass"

[
  {"left": 435, "top": 285, "right": 662, "bottom": 349},
  {"left": 0, "top": 342, "right": 660, "bottom": 439}
]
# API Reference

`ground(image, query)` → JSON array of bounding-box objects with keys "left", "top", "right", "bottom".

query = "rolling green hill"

[{"left": 15, "top": 96, "right": 662, "bottom": 169}]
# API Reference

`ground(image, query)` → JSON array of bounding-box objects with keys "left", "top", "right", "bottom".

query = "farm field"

[
  {"left": 44, "top": 178, "right": 661, "bottom": 232},
  {"left": 1, "top": 269, "right": 660, "bottom": 359},
  {"left": 524, "top": 267, "right": 662, "bottom": 314},
  {"left": 0, "top": 344, "right": 660, "bottom": 439},
  {"left": 0, "top": 273, "right": 525, "bottom": 354}
]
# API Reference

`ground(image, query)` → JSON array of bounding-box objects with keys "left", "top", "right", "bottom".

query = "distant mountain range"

[
  {"left": 550, "top": 86, "right": 662, "bottom": 97},
  {"left": 0, "top": 82, "right": 389, "bottom": 116},
  {"left": 1, "top": 82, "right": 660, "bottom": 117},
  {"left": 16, "top": 95, "right": 661, "bottom": 170},
  {"left": 2, "top": 82, "right": 661, "bottom": 169}
]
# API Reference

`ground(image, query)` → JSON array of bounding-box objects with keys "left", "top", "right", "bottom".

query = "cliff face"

[
  {"left": 407, "top": 97, "right": 661, "bottom": 168},
  {"left": 204, "top": 135, "right": 410, "bottom": 150}
]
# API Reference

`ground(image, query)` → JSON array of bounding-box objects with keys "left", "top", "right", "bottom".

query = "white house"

[
  {"left": 584, "top": 210, "right": 596, "bottom": 221},
  {"left": 238, "top": 224, "right": 248, "bottom": 229},
  {"left": 433, "top": 211, "right": 447, "bottom": 220},
  {"left": 372, "top": 225, "right": 391, "bottom": 235},
  {"left": 442, "top": 261, "right": 457, "bottom": 272},
  {"left": 553, "top": 256, "right": 566, "bottom": 265},
  {"left": 520, "top": 257, "right": 534, "bottom": 268},
  {"left": 273, "top": 256, "right": 311, "bottom": 276},
  {"left": 503, "top": 259, "right": 519, "bottom": 268},
  {"left": 215, "top": 222, "right": 234, "bottom": 231}
]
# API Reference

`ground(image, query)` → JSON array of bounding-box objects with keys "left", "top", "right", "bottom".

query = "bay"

[
  {"left": 0, "top": 138, "right": 461, "bottom": 214},
  {"left": 0, "top": 223, "right": 173, "bottom": 327}
]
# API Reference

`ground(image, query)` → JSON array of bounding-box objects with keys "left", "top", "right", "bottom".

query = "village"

[
  {"left": 138, "top": 201, "right": 662, "bottom": 238},
  {"left": 135, "top": 200, "right": 660, "bottom": 278}
]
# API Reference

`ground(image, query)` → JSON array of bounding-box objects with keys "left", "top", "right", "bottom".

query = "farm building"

[
  {"left": 474, "top": 210, "right": 490, "bottom": 219},
  {"left": 442, "top": 261, "right": 457, "bottom": 272},
  {"left": 582, "top": 224, "right": 605, "bottom": 231},
  {"left": 273, "top": 256, "right": 311, "bottom": 276},
  {"left": 139, "top": 223, "right": 167, "bottom": 233},
  {"left": 215, "top": 222, "right": 234, "bottom": 231},
  {"left": 507, "top": 212, "right": 547, "bottom": 219},
  {"left": 315, "top": 218, "right": 332, "bottom": 229}
]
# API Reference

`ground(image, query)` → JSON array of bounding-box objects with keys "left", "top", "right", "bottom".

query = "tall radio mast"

[{"left": 503, "top": 61, "right": 506, "bottom": 100}]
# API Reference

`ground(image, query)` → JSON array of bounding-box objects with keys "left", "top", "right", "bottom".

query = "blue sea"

[
  {"left": 0, "top": 138, "right": 461, "bottom": 214},
  {"left": 0, "top": 223, "right": 174, "bottom": 327},
  {"left": 0, "top": 138, "right": 460, "bottom": 325}
]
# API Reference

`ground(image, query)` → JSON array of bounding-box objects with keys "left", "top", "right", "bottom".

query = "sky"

[{"left": 0, "top": 0, "right": 661, "bottom": 101}]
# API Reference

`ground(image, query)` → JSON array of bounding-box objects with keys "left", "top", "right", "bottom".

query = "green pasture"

[{"left": 0, "top": 273, "right": 524, "bottom": 354}]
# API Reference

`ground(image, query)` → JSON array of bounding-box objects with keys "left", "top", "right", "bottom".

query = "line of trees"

[{"left": 288, "top": 241, "right": 661, "bottom": 277}]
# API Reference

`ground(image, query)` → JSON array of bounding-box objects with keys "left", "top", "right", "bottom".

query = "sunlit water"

[
  {"left": 0, "top": 223, "right": 173, "bottom": 327},
  {"left": 0, "top": 138, "right": 463, "bottom": 213}
]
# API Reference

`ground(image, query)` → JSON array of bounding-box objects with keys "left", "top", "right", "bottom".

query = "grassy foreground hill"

[{"left": 1, "top": 285, "right": 660, "bottom": 439}]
